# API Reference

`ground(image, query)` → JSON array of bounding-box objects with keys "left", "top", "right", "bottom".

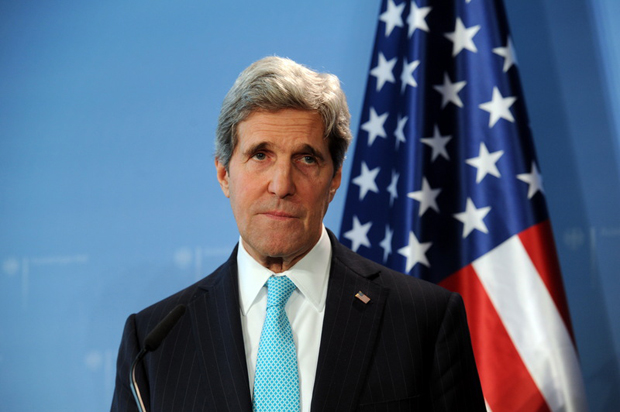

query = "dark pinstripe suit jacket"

[{"left": 111, "top": 231, "right": 485, "bottom": 411}]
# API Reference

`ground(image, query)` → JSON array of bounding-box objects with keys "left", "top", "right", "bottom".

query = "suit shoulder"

[
  {"left": 373, "top": 258, "right": 454, "bottom": 303},
  {"left": 331, "top": 234, "right": 455, "bottom": 303}
]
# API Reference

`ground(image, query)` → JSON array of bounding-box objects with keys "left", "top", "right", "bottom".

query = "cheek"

[
  {"left": 229, "top": 185, "right": 247, "bottom": 209},
  {"left": 311, "top": 187, "right": 335, "bottom": 214},
  {"left": 226, "top": 177, "right": 244, "bottom": 212},
  {"left": 229, "top": 177, "right": 259, "bottom": 216}
]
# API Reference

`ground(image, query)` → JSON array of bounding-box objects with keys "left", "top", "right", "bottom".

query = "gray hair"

[{"left": 215, "top": 56, "right": 352, "bottom": 171}]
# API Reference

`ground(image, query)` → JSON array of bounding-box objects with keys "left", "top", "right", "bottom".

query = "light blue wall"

[{"left": 1, "top": 1, "right": 618, "bottom": 410}]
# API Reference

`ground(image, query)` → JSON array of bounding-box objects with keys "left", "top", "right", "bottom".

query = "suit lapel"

[
  {"left": 189, "top": 249, "right": 252, "bottom": 412},
  {"left": 311, "top": 235, "right": 389, "bottom": 412},
  {"left": 184, "top": 235, "right": 388, "bottom": 411}
]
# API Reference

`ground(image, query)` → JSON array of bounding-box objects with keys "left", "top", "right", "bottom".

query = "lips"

[{"left": 261, "top": 210, "right": 298, "bottom": 220}]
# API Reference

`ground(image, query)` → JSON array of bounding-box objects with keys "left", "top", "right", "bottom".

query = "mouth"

[{"left": 261, "top": 210, "right": 298, "bottom": 220}]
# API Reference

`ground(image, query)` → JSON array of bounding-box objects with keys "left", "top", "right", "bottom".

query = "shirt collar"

[{"left": 237, "top": 226, "right": 332, "bottom": 315}]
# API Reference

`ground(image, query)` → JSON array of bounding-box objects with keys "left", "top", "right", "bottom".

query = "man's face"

[{"left": 216, "top": 109, "right": 341, "bottom": 271}]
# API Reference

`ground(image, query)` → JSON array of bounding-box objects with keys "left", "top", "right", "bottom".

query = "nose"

[{"left": 268, "top": 160, "right": 295, "bottom": 198}]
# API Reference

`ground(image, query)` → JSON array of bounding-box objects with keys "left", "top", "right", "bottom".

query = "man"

[{"left": 111, "top": 56, "right": 485, "bottom": 411}]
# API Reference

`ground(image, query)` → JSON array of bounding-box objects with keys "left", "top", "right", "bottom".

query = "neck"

[
  {"left": 260, "top": 255, "right": 302, "bottom": 273},
  {"left": 240, "top": 229, "right": 325, "bottom": 273},
  {"left": 241, "top": 240, "right": 318, "bottom": 273}
]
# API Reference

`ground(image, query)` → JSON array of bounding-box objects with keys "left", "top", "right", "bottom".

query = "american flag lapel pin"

[{"left": 355, "top": 291, "right": 371, "bottom": 304}]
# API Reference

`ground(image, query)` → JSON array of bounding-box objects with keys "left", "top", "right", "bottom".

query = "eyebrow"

[
  {"left": 298, "top": 144, "right": 326, "bottom": 162},
  {"left": 243, "top": 142, "right": 327, "bottom": 162},
  {"left": 243, "top": 141, "right": 271, "bottom": 156}
]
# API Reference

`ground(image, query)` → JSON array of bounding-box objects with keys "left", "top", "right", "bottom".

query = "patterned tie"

[{"left": 253, "top": 275, "right": 300, "bottom": 412}]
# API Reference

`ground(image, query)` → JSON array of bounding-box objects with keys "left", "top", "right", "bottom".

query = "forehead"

[{"left": 236, "top": 109, "right": 326, "bottom": 150}]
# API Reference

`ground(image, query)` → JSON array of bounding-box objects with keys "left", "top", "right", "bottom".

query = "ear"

[
  {"left": 215, "top": 158, "right": 230, "bottom": 198},
  {"left": 328, "top": 167, "right": 342, "bottom": 203}
]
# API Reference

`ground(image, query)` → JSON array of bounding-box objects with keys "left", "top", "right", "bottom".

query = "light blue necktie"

[{"left": 253, "top": 275, "right": 300, "bottom": 412}]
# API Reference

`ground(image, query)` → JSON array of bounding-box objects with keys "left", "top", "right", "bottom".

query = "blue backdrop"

[{"left": 1, "top": 1, "right": 619, "bottom": 410}]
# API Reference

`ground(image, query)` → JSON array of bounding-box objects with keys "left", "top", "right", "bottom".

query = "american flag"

[{"left": 339, "top": 0, "right": 588, "bottom": 410}]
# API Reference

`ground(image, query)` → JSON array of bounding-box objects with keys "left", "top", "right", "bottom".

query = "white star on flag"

[
  {"left": 387, "top": 170, "right": 400, "bottom": 206},
  {"left": 517, "top": 162, "right": 544, "bottom": 198},
  {"left": 445, "top": 17, "right": 481, "bottom": 56},
  {"left": 400, "top": 58, "right": 421, "bottom": 93},
  {"left": 394, "top": 115, "right": 408, "bottom": 150},
  {"left": 421, "top": 125, "right": 452, "bottom": 161},
  {"left": 479, "top": 86, "right": 517, "bottom": 127},
  {"left": 493, "top": 37, "right": 518, "bottom": 72},
  {"left": 379, "top": 0, "right": 405, "bottom": 37},
  {"left": 407, "top": 177, "right": 441, "bottom": 216},
  {"left": 466, "top": 142, "right": 504, "bottom": 183},
  {"left": 433, "top": 73, "right": 467, "bottom": 108},
  {"left": 398, "top": 231, "right": 432, "bottom": 272},
  {"left": 408, "top": 3, "right": 432, "bottom": 37},
  {"left": 343, "top": 216, "right": 372, "bottom": 252},
  {"left": 352, "top": 161, "right": 380, "bottom": 201},
  {"left": 361, "top": 107, "right": 389, "bottom": 146},
  {"left": 370, "top": 52, "right": 397, "bottom": 92},
  {"left": 379, "top": 225, "right": 394, "bottom": 263},
  {"left": 453, "top": 197, "right": 492, "bottom": 238}
]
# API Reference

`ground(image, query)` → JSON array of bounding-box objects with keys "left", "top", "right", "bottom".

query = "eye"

[
  {"left": 301, "top": 155, "right": 316, "bottom": 164},
  {"left": 252, "top": 152, "right": 267, "bottom": 161}
]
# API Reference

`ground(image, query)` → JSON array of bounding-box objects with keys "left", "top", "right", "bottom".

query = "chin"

[
  {"left": 260, "top": 239, "right": 307, "bottom": 259},
  {"left": 263, "top": 243, "right": 301, "bottom": 258},
  {"left": 242, "top": 225, "right": 318, "bottom": 261}
]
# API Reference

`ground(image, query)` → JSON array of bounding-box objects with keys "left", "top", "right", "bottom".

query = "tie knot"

[{"left": 266, "top": 276, "right": 296, "bottom": 308}]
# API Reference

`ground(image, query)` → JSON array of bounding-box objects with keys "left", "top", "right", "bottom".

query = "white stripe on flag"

[{"left": 472, "top": 234, "right": 588, "bottom": 412}]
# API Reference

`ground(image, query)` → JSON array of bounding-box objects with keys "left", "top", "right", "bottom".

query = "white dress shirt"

[{"left": 237, "top": 226, "right": 331, "bottom": 412}]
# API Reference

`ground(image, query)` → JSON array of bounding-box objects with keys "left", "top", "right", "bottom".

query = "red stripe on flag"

[
  {"left": 518, "top": 220, "right": 575, "bottom": 342},
  {"left": 441, "top": 264, "right": 551, "bottom": 412}
]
